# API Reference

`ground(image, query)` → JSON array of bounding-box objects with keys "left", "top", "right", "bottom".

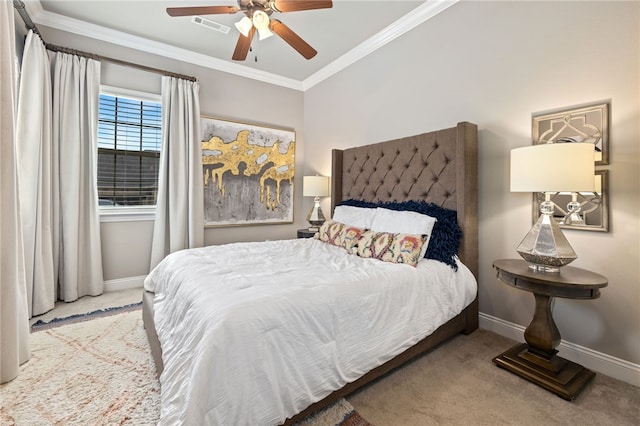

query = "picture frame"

[
  {"left": 532, "top": 101, "right": 609, "bottom": 165},
  {"left": 531, "top": 101, "right": 610, "bottom": 232},
  {"left": 532, "top": 170, "right": 609, "bottom": 232},
  {"left": 201, "top": 116, "right": 295, "bottom": 227}
]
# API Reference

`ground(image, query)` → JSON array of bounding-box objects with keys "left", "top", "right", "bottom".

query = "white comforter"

[{"left": 144, "top": 238, "right": 477, "bottom": 426}]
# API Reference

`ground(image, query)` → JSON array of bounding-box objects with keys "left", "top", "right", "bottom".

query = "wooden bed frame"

[{"left": 142, "top": 121, "right": 478, "bottom": 425}]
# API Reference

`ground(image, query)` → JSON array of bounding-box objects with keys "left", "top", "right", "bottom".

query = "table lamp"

[
  {"left": 303, "top": 175, "right": 330, "bottom": 231},
  {"left": 510, "top": 143, "right": 595, "bottom": 273}
]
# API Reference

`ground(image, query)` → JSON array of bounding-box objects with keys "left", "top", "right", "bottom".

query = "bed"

[{"left": 142, "top": 121, "right": 479, "bottom": 425}]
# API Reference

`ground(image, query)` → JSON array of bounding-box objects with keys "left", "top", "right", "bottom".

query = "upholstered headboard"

[{"left": 330, "top": 122, "right": 478, "bottom": 278}]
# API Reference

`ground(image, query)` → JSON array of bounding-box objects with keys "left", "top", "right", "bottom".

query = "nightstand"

[
  {"left": 492, "top": 259, "right": 607, "bottom": 400},
  {"left": 297, "top": 228, "right": 317, "bottom": 239}
]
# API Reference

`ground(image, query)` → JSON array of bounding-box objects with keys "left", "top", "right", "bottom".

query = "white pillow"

[
  {"left": 332, "top": 205, "right": 377, "bottom": 229},
  {"left": 370, "top": 207, "right": 437, "bottom": 258}
]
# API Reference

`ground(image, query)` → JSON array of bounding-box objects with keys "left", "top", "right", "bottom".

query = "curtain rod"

[
  {"left": 45, "top": 44, "right": 197, "bottom": 82},
  {"left": 12, "top": 0, "right": 197, "bottom": 83},
  {"left": 13, "top": 0, "right": 39, "bottom": 35}
]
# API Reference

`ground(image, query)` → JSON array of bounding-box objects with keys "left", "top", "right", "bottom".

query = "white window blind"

[{"left": 97, "top": 90, "right": 162, "bottom": 207}]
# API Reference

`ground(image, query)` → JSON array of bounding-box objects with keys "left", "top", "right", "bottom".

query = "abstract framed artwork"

[{"left": 201, "top": 116, "right": 295, "bottom": 226}]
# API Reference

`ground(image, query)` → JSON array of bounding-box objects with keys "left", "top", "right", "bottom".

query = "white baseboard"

[
  {"left": 104, "top": 275, "right": 146, "bottom": 292},
  {"left": 479, "top": 312, "right": 640, "bottom": 388}
]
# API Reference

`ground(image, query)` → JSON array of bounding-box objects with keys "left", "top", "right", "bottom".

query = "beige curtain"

[
  {"left": 16, "top": 30, "right": 55, "bottom": 317},
  {"left": 149, "top": 76, "right": 204, "bottom": 270},
  {"left": 0, "top": 0, "right": 31, "bottom": 384},
  {"left": 51, "top": 52, "right": 104, "bottom": 301}
]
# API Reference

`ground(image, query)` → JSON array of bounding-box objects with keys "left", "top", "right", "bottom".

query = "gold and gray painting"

[{"left": 201, "top": 117, "right": 295, "bottom": 226}]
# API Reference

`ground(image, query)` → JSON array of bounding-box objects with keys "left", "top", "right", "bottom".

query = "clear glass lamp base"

[
  {"left": 306, "top": 197, "right": 325, "bottom": 230},
  {"left": 516, "top": 204, "right": 577, "bottom": 274}
]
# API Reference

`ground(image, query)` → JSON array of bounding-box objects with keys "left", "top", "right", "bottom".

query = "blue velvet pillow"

[{"left": 336, "top": 199, "right": 462, "bottom": 270}]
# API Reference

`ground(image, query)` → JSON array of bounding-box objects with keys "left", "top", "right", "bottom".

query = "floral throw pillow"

[
  {"left": 340, "top": 225, "right": 366, "bottom": 251},
  {"left": 352, "top": 230, "right": 395, "bottom": 259},
  {"left": 315, "top": 220, "right": 345, "bottom": 247},
  {"left": 381, "top": 234, "right": 428, "bottom": 267},
  {"left": 353, "top": 230, "right": 427, "bottom": 267},
  {"left": 317, "top": 221, "right": 426, "bottom": 267}
]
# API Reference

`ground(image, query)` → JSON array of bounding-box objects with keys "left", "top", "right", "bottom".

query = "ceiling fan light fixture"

[
  {"left": 168, "top": 1, "right": 330, "bottom": 60},
  {"left": 256, "top": 26, "right": 274, "bottom": 40},
  {"left": 252, "top": 9, "right": 270, "bottom": 30},
  {"left": 234, "top": 16, "right": 252, "bottom": 37},
  {"left": 251, "top": 9, "right": 273, "bottom": 40}
]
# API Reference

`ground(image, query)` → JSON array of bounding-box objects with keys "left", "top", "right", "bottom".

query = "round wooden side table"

[
  {"left": 492, "top": 259, "right": 607, "bottom": 401},
  {"left": 297, "top": 228, "right": 317, "bottom": 239}
]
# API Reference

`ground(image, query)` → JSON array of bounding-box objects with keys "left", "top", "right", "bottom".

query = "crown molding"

[
  {"left": 302, "top": 0, "right": 459, "bottom": 90},
  {"left": 24, "top": 0, "right": 458, "bottom": 92},
  {"left": 23, "top": 0, "right": 303, "bottom": 90}
]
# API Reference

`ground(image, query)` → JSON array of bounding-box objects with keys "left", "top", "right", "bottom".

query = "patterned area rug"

[
  {"left": 30, "top": 302, "right": 143, "bottom": 331},
  {"left": 2, "top": 310, "right": 159, "bottom": 425},
  {"left": 1, "top": 308, "right": 373, "bottom": 425}
]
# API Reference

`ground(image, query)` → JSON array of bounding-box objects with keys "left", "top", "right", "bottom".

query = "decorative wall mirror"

[
  {"left": 532, "top": 102, "right": 609, "bottom": 165},
  {"left": 531, "top": 101, "right": 610, "bottom": 232},
  {"left": 532, "top": 170, "right": 609, "bottom": 232}
]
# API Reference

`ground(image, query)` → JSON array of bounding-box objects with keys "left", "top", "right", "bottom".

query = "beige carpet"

[
  {"left": 348, "top": 329, "right": 640, "bottom": 425},
  {"left": 0, "top": 309, "right": 368, "bottom": 426}
]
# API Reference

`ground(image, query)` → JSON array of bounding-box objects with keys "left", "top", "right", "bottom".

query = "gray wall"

[
  {"left": 39, "top": 27, "right": 306, "bottom": 281},
  {"left": 25, "top": 1, "right": 639, "bottom": 365},
  {"left": 304, "top": 1, "right": 639, "bottom": 364}
]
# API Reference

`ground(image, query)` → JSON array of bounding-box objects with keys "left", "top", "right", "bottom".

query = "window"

[{"left": 97, "top": 87, "right": 162, "bottom": 211}]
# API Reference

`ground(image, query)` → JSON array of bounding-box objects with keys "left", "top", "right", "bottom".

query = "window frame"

[{"left": 98, "top": 85, "right": 162, "bottom": 223}]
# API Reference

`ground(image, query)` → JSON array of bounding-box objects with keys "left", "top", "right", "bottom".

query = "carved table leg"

[
  {"left": 525, "top": 294, "right": 560, "bottom": 354},
  {"left": 493, "top": 291, "right": 596, "bottom": 400}
]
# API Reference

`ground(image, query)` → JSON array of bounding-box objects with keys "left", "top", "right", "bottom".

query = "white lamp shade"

[
  {"left": 510, "top": 143, "right": 595, "bottom": 193},
  {"left": 234, "top": 16, "right": 252, "bottom": 37},
  {"left": 252, "top": 9, "right": 273, "bottom": 39},
  {"left": 252, "top": 10, "right": 270, "bottom": 29},
  {"left": 256, "top": 26, "right": 273, "bottom": 40},
  {"left": 303, "top": 175, "right": 330, "bottom": 197}
]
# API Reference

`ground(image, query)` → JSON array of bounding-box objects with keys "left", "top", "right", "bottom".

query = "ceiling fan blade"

[
  {"left": 269, "top": 20, "right": 317, "bottom": 60},
  {"left": 166, "top": 5, "right": 239, "bottom": 17},
  {"left": 232, "top": 27, "right": 256, "bottom": 61},
  {"left": 271, "top": 0, "right": 333, "bottom": 13}
]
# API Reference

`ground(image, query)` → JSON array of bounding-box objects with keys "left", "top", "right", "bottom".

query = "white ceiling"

[{"left": 21, "top": 0, "right": 458, "bottom": 90}]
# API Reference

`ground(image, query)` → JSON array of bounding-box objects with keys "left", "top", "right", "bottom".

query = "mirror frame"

[
  {"left": 531, "top": 101, "right": 610, "bottom": 232},
  {"left": 532, "top": 101, "right": 609, "bottom": 165},
  {"left": 532, "top": 170, "right": 609, "bottom": 232}
]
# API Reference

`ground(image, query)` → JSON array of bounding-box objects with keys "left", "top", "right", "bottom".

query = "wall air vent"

[{"left": 191, "top": 16, "right": 231, "bottom": 34}]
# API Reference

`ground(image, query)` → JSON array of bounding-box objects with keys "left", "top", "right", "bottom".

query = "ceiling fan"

[{"left": 166, "top": 1, "right": 333, "bottom": 61}]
